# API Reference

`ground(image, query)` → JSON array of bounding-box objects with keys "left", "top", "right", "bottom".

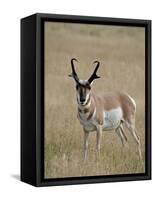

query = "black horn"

[
  {"left": 88, "top": 61, "right": 100, "bottom": 84},
  {"left": 69, "top": 58, "right": 79, "bottom": 83}
]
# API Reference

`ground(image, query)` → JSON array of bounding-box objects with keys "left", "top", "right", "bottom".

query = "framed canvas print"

[{"left": 21, "top": 13, "right": 151, "bottom": 187}]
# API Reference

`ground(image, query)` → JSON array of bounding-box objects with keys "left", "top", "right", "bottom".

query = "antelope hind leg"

[
  {"left": 119, "top": 123, "right": 128, "bottom": 142},
  {"left": 115, "top": 127, "right": 125, "bottom": 147},
  {"left": 125, "top": 121, "right": 142, "bottom": 160}
]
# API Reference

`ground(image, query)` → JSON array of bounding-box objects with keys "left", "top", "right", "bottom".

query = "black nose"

[{"left": 80, "top": 98, "right": 85, "bottom": 103}]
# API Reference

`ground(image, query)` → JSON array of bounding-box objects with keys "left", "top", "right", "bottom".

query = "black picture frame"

[{"left": 21, "top": 13, "right": 151, "bottom": 187}]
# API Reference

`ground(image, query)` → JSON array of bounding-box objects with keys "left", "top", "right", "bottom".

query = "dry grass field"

[{"left": 44, "top": 22, "right": 145, "bottom": 178}]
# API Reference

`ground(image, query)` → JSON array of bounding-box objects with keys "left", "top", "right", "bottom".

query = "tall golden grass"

[{"left": 44, "top": 22, "right": 145, "bottom": 178}]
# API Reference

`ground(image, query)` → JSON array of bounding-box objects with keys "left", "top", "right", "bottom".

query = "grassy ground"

[{"left": 44, "top": 22, "right": 145, "bottom": 178}]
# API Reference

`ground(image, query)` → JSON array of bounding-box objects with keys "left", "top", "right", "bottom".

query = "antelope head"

[{"left": 69, "top": 58, "right": 100, "bottom": 106}]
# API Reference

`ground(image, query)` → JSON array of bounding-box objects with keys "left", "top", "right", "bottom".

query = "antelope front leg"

[
  {"left": 96, "top": 125, "right": 102, "bottom": 157},
  {"left": 83, "top": 128, "right": 89, "bottom": 161}
]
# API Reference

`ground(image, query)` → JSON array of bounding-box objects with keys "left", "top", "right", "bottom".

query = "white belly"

[
  {"left": 103, "top": 107, "right": 123, "bottom": 130},
  {"left": 80, "top": 107, "right": 123, "bottom": 132}
]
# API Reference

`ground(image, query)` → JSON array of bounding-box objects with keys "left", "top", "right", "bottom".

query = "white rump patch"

[{"left": 103, "top": 107, "right": 123, "bottom": 130}]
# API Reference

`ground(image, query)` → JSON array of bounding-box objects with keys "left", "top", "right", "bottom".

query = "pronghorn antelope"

[{"left": 69, "top": 58, "right": 142, "bottom": 160}]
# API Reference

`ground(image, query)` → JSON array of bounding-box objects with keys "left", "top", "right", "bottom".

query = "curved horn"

[
  {"left": 88, "top": 61, "right": 100, "bottom": 84},
  {"left": 69, "top": 58, "right": 79, "bottom": 83}
]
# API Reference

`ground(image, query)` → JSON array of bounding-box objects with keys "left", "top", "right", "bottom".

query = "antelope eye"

[{"left": 86, "top": 84, "right": 91, "bottom": 90}]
